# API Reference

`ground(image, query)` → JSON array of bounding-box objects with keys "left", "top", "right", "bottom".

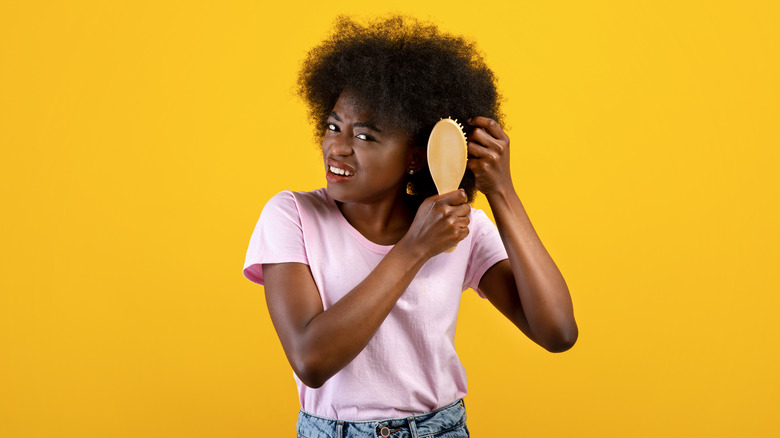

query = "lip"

[
  {"left": 326, "top": 158, "right": 356, "bottom": 174},
  {"left": 325, "top": 158, "right": 356, "bottom": 183}
]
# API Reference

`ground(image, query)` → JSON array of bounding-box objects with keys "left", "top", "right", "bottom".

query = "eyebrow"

[{"left": 329, "top": 112, "right": 382, "bottom": 133}]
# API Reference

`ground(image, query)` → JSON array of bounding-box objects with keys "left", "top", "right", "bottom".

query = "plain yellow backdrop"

[{"left": 1, "top": 1, "right": 778, "bottom": 437}]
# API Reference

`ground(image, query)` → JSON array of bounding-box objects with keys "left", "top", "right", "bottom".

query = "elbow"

[
  {"left": 296, "top": 372, "right": 328, "bottom": 389},
  {"left": 540, "top": 323, "right": 579, "bottom": 353},
  {"left": 290, "top": 352, "right": 332, "bottom": 389}
]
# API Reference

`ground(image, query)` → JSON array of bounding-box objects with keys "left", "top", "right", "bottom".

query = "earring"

[{"left": 408, "top": 169, "right": 414, "bottom": 175}]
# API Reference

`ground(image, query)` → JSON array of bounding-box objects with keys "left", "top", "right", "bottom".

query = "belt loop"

[
  {"left": 336, "top": 420, "right": 344, "bottom": 438},
  {"left": 407, "top": 416, "right": 419, "bottom": 438}
]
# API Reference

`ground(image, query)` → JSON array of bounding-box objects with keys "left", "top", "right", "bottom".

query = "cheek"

[{"left": 371, "top": 151, "right": 409, "bottom": 174}]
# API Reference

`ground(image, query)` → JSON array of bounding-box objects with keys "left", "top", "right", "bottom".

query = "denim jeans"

[{"left": 296, "top": 399, "right": 469, "bottom": 438}]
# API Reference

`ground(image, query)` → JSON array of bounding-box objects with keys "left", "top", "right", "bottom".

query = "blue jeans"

[{"left": 296, "top": 399, "right": 469, "bottom": 438}]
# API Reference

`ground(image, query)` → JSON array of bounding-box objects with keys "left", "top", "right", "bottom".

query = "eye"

[
  {"left": 326, "top": 123, "right": 339, "bottom": 132},
  {"left": 356, "top": 133, "right": 374, "bottom": 141}
]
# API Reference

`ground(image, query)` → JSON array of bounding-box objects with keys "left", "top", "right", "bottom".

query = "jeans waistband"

[{"left": 297, "top": 399, "right": 467, "bottom": 438}]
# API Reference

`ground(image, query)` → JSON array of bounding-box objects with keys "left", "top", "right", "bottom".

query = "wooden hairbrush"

[{"left": 427, "top": 117, "right": 468, "bottom": 252}]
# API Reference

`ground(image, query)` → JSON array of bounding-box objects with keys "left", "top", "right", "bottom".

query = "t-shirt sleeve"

[
  {"left": 242, "top": 191, "right": 309, "bottom": 285},
  {"left": 463, "top": 208, "right": 509, "bottom": 297}
]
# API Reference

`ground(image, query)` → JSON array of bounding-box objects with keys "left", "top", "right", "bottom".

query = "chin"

[{"left": 324, "top": 184, "right": 351, "bottom": 203}]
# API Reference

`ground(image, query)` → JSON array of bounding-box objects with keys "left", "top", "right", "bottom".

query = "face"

[{"left": 322, "top": 91, "right": 420, "bottom": 205}]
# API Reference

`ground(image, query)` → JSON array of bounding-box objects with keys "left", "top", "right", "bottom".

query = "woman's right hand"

[{"left": 400, "top": 189, "right": 471, "bottom": 260}]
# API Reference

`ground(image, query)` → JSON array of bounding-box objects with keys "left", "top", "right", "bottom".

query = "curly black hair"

[{"left": 297, "top": 15, "right": 503, "bottom": 209}]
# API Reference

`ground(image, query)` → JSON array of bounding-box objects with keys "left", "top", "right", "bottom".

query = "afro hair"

[{"left": 297, "top": 15, "right": 504, "bottom": 208}]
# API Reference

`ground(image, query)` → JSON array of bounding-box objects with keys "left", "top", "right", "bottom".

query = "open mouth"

[{"left": 328, "top": 165, "right": 354, "bottom": 177}]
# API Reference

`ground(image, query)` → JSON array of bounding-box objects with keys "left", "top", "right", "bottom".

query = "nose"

[{"left": 326, "top": 134, "right": 354, "bottom": 157}]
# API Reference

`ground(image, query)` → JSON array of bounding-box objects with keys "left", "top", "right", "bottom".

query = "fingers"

[
  {"left": 428, "top": 190, "right": 470, "bottom": 221},
  {"left": 434, "top": 193, "right": 470, "bottom": 222},
  {"left": 435, "top": 188, "right": 469, "bottom": 206},
  {"left": 412, "top": 191, "right": 471, "bottom": 256},
  {"left": 466, "top": 120, "right": 507, "bottom": 166},
  {"left": 467, "top": 140, "right": 499, "bottom": 160},
  {"left": 468, "top": 125, "right": 504, "bottom": 151},
  {"left": 442, "top": 205, "right": 470, "bottom": 241},
  {"left": 467, "top": 116, "right": 509, "bottom": 142},
  {"left": 465, "top": 116, "right": 510, "bottom": 183}
]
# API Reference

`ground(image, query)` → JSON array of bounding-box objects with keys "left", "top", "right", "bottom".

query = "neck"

[{"left": 335, "top": 192, "right": 414, "bottom": 246}]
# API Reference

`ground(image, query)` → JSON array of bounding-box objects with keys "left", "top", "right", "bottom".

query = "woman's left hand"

[{"left": 466, "top": 116, "right": 514, "bottom": 196}]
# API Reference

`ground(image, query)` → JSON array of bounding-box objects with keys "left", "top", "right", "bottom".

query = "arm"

[
  {"left": 467, "top": 116, "right": 578, "bottom": 352},
  {"left": 263, "top": 190, "right": 471, "bottom": 388}
]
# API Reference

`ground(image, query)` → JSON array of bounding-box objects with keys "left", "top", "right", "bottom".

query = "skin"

[
  {"left": 263, "top": 92, "right": 578, "bottom": 388},
  {"left": 465, "top": 117, "right": 578, "bottom": 352}
]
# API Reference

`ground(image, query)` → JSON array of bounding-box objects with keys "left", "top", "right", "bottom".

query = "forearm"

[
  {"left": 266, "top": 192, "right": 469, "bottom": 387},
  {"left": 294, "top": 242, "right": 427, "bottom": 386},
  {"left": 486, "top": 187, "right": 578, "bottom": 351}
]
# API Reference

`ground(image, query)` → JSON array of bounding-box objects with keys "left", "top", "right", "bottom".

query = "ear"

[{"left": 407, "top": 145, "right": 427, "bottom": 174}]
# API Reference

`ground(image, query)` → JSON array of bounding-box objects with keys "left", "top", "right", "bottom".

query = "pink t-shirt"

[{"left": 243, "top": 189, "right": 508, "bottom": 420}]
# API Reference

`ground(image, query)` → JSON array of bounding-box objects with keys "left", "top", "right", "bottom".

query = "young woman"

[{"left": 243, "top": 15, "right": 578, "bottom": 437}]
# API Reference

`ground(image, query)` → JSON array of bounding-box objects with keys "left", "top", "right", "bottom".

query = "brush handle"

[{"left": 427, "top": 118, "right": 469, "bottom": 254}]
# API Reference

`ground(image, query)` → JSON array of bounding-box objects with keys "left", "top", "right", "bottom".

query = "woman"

[{"left": 243, "top": 15, "right": 578, "bottom": 437}]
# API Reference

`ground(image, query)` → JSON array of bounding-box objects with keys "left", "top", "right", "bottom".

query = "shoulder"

[
  {"left": 263, "top": 188, "right": 330, "bottom": 215},
  {"left": 466, "top": 206, "right": 505, "bottom": 253},
  {"left": 260, "top": 188, "right": 338, "bottom": 231},
  {"left": 468, "top": 206, "right": 497, "bottom": 231},
  {"left": 265, "top": 188, "right": 327, "bottom": 206}
]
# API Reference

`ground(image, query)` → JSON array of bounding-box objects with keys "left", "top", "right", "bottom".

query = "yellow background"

[{"left": 1, "top": 1, "right": 778, "bottom": 436}]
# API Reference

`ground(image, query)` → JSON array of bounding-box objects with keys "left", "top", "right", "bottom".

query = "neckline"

[{"left": 323, "top": 190, "right": 395, "bottom": 255}]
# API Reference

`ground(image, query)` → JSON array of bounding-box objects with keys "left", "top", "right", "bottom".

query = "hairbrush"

[{"left": 427, "top": 117, "right": 468, "bottom": 252}]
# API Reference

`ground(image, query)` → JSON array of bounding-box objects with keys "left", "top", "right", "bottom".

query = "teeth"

[{"left": 329, "top": 166, "right": 353, "bottom": 176}]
